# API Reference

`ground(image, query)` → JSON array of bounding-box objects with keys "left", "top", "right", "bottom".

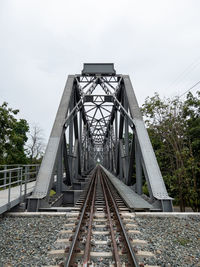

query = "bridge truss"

[{"left": 28, "top": 64, "right": 173, "bottom": 212}]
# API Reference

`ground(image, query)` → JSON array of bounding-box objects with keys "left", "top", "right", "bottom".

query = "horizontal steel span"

[{"left": 28, "top": 64, "right": 173, "bottom": 212}]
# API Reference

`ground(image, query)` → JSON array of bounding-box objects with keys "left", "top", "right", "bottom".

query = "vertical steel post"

[
  {"left": 110, "top": 128, "right": 113, "bottom": 171},
  {"left": 135, "top": 135, "right": 142, "bottom": 195},
  {"left": 124, "top": 93, "right": 129, "bottom": 184},
  {"left": 17, "top": 167, "right": 20, "bottom": 186},
  {"left": 57, "top": 141, "right": 63, "bottom": 194},
  {"left": 115, "top": 110, "right": 118, "bottom": 175},
  {"left": 20, "top": 168, "right": 22, "bottom": 201},
  {"left": 79, "top": 109, "right": 83, "bottom": 172},
  {"left": 127, "top": 133, "right": 135, "bottom": 186},
  {"left": 69, "top": 92, "right": 74, "bottom": 179},
  {"left": 87, "top": 136, "right": 90, "bottom": 171},
  {"left": 74, "top": 141, "right": 78, "bottom": 180},
  {"left": 119, "top": 143, "right": 123, "bottom": 180},
  {"left": 4, "top": 166, "right": 7, "bottom": 186},
  {"left": 27, "top": 166, "right": 30, "bottom": 184},
  {"left": 8, "top": 170, "right": 11, "bottom": 209},
  {"left": 107, "top": 138, "right": 110, "bottom": 170},
  {"left": 25, "top": 165, "right": 28, "bottom": 197}
]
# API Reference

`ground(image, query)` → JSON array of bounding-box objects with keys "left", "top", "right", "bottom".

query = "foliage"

[
  {"left": 0, "top": 102, "right": 29, "bottom": 164},
  {"left": 141, "top": 92, "right": 200, "bottom": 211}
]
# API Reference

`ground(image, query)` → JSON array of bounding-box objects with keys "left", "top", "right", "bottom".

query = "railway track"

[{"left": 46, "top": 166, "right": 156, "bottom": 267}]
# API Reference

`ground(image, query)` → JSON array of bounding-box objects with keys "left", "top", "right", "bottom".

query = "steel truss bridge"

[{"left": 27, "top": 63, "right": 173, "bottom": 212}]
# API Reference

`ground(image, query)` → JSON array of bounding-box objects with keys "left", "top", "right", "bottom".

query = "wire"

[
  {"left": 179, "top": 80, "right": 200, "bottom": 98},
  {"left": 165, "top": 57, "right": 200, "bottom": 92}
]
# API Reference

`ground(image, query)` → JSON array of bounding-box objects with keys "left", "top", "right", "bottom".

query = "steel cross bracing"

[{"left": 28, "top": 64, "right": 173, "bottom": 212}]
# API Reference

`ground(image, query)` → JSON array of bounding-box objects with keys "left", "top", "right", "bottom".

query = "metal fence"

[{"left": 0, "top": 165, "right": 40, "bottom": 210}]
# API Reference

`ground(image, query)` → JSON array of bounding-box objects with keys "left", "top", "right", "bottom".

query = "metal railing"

[{"left": 0, "top": 165, "right": 40, "bottom": 210}]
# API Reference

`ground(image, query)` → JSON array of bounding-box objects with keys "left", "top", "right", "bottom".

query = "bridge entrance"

[{"left": 27, "top": 63, "right": 173, "bottom": 212}]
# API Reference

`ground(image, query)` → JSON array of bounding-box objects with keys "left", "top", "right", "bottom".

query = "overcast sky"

[{"left": 0, "top": 0, "right": 200, "bottom": 140}]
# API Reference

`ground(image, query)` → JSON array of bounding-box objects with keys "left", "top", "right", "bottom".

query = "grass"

[
  {"left": 174, "top": 238, "right": 190, "bottom": 246},
  {"left": 49, "top": 189, "right": 56, "bottom": 197}
]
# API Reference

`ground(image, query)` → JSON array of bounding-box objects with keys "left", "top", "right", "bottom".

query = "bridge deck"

[
  {"left": 0, "top": 181, "right": 35, "bottom": 215},
  {"left": 101, "top": 166, "right": 154, "bottom": 211}
]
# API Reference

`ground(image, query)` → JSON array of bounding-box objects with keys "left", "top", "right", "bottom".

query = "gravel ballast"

[
  {"left": 135, "top": 215, "right": 200, "bottom": 267},
  {"left": 0, "top": 215, "right": 67, "bottom": 266},
  {"left": 0, "top": 214, "right": 200, "bottom": 266}
]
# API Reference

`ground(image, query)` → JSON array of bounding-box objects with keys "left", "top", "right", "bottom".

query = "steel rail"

[
  {"left": 100, "top": 169, "right": 121, "bottom": 267},
  {"left": 100, "top": 168, "right": 139, "bottom": 267},
  {"left": 63, "top": 168, "right": 97, "bottom": 267},
  {"left": 82, "top": 169, "right": 98, "bottom": 266},
  {"left": 63, "top": 165, "right": 138, "bottom": 267}
]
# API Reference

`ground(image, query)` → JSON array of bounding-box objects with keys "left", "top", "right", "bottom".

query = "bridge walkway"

[
  {"left": 0, "top": 181, "right": 35, "bottom": 215},
  {"left": 0, "top": 165, "right": 39, "bottom": 215},
  {"left": 101, "top": 166, "right": 157, "bottom": 211}
]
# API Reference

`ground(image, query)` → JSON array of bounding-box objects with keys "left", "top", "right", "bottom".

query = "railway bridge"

[
  {"left": 0, "top": 64, "right": 178, "bottom": 267},
  {"left": 26, "top": 63, "right": 172, "bottom": 213}
]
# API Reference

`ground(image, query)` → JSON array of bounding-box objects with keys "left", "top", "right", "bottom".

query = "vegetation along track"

[{"left": 46, "top": 166, "right": 155, "bottom": 267}]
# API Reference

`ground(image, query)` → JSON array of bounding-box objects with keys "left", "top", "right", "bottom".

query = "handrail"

[
  {"left": 0, "top": 167, "right": 21, "bottom": 173},
  {"left": 0, "top": 180, "right": 22, "bottom": 188},
  {"left": 0, "top": 164, "right": 40, "bottom": 166},
  {"left": 0, "top": 165, "right": 40, "bottom": 212}
]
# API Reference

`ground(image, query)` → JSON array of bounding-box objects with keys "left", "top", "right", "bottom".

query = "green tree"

[
  {"left": 182, "top": 91, "right": 200, "bottom": 211},
  {"left": 142, "top": 92, "right": 200, "bottom": 211},
  {"left": 0, "top": 102, "right": 29, "bottom": 165}
]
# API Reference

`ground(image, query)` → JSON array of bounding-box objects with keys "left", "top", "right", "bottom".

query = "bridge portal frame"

[{"left": 28, "top": 65, "right": 173, "bottom": 212}]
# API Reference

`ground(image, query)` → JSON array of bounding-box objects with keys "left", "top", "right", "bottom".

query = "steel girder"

[
  {"left": 101, "top": 75, "right": 173, "bottom": 211},
  {"left": 28, "top": 66, "right": 173, "bottom": 212},
  {"left": 28, "top": 75, "right": 96, "bottom": 211}
]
